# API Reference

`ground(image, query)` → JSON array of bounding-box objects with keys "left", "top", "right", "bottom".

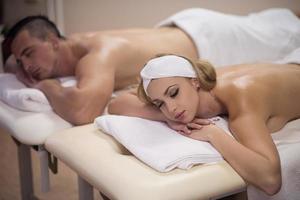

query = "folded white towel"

[
  {"left": 0, "top": 73, "right": 76, "bottom": 112},
  {"left": 94, "top": 115, "right": 231, "bottom": 172}
]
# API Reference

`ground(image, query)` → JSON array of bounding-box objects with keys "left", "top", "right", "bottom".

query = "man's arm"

[
  {"left": 37, "top": 50, "right": 115, "bottom": 125},
  {"left": 108, "top": 91, "right": 166, "bottom": 121}
]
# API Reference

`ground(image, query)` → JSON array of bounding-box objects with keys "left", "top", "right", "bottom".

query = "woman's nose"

[{"left": 166, "top": 101, "right": 177, "bottom": 114}]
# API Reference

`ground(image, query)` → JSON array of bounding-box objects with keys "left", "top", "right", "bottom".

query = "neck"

[
  {"left": 197, "top": 89, "right": 226, "bottom": 118},
  {"left": 53, "top": 40, "right": 81, "bottom": 77},
  {"left": 210, "top": 90, "right": 227, "bottom": 116}
]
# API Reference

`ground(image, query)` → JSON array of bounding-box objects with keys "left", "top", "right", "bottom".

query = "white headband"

[{"left": 140, "top": 55, "right": 197, "bottom": 95}]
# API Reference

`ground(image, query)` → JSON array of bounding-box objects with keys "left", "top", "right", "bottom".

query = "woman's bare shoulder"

[{"left": 216, "top": 73, "right": 269, "bottom": 120}]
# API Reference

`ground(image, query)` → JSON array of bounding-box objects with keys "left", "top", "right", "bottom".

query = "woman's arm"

[
  {"left": 108, "top": 91, "right": 211, "bottom": 134},
  {"left": 189, "top": 113, "right": 281, "bottom": 195}
]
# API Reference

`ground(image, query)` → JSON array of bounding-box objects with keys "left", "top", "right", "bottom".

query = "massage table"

[
  {"left": 0, "top": 96, "right": 246, "bottom": 200},
  {"left": 45, "top": 124, "right": 246, "bottom": 200},
  {"left": 44, "top": 117, "right": 300, "bottom": 200},
  {"left": 0, "top": 100, "right": 72, "bottom": 200}
]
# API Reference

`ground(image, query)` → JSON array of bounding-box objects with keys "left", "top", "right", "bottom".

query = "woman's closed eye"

[
  {"left": 153, "top": 101, "right": 164, "bottom": 108},
  {"left": 169, "top": 88, "right": 179, "bottom": 98}
]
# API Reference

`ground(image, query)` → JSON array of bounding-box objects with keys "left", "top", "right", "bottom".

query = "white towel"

[
  {"left": 275, "top": 47, "right": 300, "bottom": 65},
  {"left": 0, "top": 73, "right": 76, "bottom": 112},
  {"left": 158, "top": 8, "right": 300, "bottom": 67},
  {"left": 94, "top": 115, "right": 231, "bottom": 172}
]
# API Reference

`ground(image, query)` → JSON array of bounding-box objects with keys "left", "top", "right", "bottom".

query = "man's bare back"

[{"left": 68, "top": 27, "right": 198, "bottom": 89}]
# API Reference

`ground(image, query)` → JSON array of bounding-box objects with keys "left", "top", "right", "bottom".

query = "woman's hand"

[
  {"left": 188, "top": 124, "right": 223, "bottom": 142},
  {"left": 166, "top": 117, "right": 212, "bottom": 135}
]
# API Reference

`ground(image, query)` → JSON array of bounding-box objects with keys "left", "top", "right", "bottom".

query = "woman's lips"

[{"left": 175, "top": 110, "right": 185, "bottom": 120}]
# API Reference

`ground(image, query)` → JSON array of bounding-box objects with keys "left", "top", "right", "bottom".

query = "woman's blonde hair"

[{"left": 137, "top": 54, "right": 217, "bottom": 105}]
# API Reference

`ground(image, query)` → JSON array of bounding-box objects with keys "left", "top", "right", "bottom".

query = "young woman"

[{"left": 108, "top": 53, "right": 300, "bottom": 195}]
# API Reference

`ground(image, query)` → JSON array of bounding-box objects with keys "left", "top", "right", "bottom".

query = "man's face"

[{"left": 11, "top": 29, "right": 57, "bottom": 80}]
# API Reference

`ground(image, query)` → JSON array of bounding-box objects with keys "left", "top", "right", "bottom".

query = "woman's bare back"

[{"left": 216, "top": 63, "right": 300, "bottom": 133}]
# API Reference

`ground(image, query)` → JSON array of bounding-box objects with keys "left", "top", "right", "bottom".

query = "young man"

[{"left": 3, "top": 8, "right": 300, "bottom": 125}]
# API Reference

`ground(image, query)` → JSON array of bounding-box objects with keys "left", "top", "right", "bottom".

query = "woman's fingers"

[
  {"left": 192, "top": 118, "right": 212, "bottom": 125},
  {"left": 178, "top": 122, "right": 206, "bottom": 135},
  {"left": 187, "top": 123, "right": 203, "bottom": 130},
  {"left": 167, "top": 117, "right": 215, "bottom": 136},
  {"left": 177, "top": 125, "right": 192, "bottom": 135}
]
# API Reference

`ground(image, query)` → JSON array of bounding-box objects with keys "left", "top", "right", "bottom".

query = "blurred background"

[{"left": 2, "top": 0, "right": 300, "bottom": 35}]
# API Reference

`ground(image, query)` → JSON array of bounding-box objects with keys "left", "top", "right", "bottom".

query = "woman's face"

[{"left": 147, "top": 77, "right": 200, "bottom": 124}]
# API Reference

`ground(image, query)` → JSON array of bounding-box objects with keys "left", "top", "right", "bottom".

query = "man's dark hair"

[{"left": 2, "top": 15, "right": 64, "bottom": 63}]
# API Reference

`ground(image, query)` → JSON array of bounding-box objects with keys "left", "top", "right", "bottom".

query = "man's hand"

[
  {"left": 15, "top": 67, "right": 38, "bottom": 87},
  {"left": 166, "top": 117, "right": 212, "bottom": 135}
]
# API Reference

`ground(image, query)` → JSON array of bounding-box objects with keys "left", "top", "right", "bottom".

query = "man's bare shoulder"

[
  {"left": 68, "top": 28, "right": 150, "bottom": 41},
  {"left": 69, "top": 30, "right": 139, "bottom": 54},
  {"left": 67, "top": 31, "right": 104, "bottom": 49}
]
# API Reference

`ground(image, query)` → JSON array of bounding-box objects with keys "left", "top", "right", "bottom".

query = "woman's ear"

[{"left": 190, "top": 78, "right": 200, "bottom": 90}]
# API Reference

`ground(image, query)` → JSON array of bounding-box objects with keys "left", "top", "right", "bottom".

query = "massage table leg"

[
  {"left": 17, "top": 142, "right": 35, "bottom": 200},
  {"left": 14, "top": 137, "right": 52, "bottom": 200},
  {"left": 38, "top": 146, "right": 50, "bottom": 192},
  {"left": 78, "top": 175, "right": 94, "bottom": 200}
]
